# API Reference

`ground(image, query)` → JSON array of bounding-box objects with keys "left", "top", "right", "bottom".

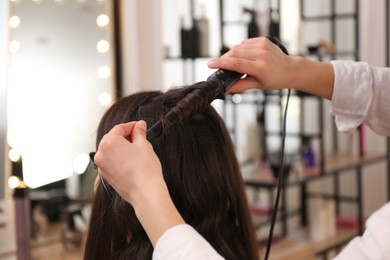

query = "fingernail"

[
  {"left": 138, "top": 120, "right": 147, "bottom": 131},
  {"left": 207, "top": 59, "right": 215, "bottom": 67}
]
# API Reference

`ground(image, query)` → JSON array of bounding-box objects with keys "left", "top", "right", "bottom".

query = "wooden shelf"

[
  {"left": 324, "top": 153, "right": 386, "bottom": 173},
  {"left": 261, "top": 227, "right": 357, "bottom": 259},
  {"left": 301, "top": 13, "right": 357, "bottom": 21},
  {"left": 243, "top": 152, "right": 387, "bottom": 188},
  {"left": 260, "top": 237, "right": 316, "bottom": 260},
  {"left": 290, "top": 227, "right": 357, "bottom": 253}
]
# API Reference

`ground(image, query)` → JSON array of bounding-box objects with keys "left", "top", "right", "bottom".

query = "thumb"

[
  {"left": 131, "top": 120, "right": 147, "bottom": 142},
  {"left": 228, "top": 77, "right": 259, "bottom": 93}
]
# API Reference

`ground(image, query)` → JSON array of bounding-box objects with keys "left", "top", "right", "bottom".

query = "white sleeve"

[
  {"left": 333, "top": 202, "right": 390, "bottom": 260},
  {"left": 153, "top": 224, "right": 225, "bottom": 260},
  {"left": 330, "top": 60, "right": 390, "bottom": 135}
]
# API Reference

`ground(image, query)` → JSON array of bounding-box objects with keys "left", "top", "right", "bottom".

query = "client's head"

[{"left": 84, "top": 82, "right": 259, "bottom": 260}]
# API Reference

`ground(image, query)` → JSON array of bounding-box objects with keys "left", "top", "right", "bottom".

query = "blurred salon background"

[{"left": 0, "top": 0, "right": 389, "bottom": 259}]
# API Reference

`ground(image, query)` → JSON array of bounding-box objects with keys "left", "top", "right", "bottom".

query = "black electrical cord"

[{"left": 264, "top": 88, "right": 291, "bottom": 260}]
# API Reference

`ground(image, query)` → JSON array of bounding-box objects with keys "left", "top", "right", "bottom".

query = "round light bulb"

[
  {"left": 9, "top": 16, "right": 21, "bottom": 29},
  {"left": 8, "top": 148, "right": 21, "bottom": 162},
  {"left": 96, "top": 14, "right": 110, "bottom": 27},
  {"left": 8, "top": 176, "right": 21, "bottom": 189},
  {"left": 98, "top": 92, "right": 112, "bottom": 106},
  {"left": 10, "top": 0, "right": 21, "bottom": 5},
  {"left": 96, "top": 40, "right": 110, "bottom": 54},
  {"left": 32, "top": 0, "right": 44, "bottom": 5},
  {"left": 98, "top": 65, "right": 111, "bottom": 79},
  {"left": 9, "top": 40, "right": 20, "bottom": 53}
]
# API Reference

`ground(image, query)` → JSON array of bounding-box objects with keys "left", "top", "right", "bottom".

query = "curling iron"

[
  {"left": 146, "top": 36, "right": 289, "bottom": 140},
  {"left": 93, "top": 37, "right": 289, "bottom": 193},
  {"left": 206, "top": 36, "right": 288, "bottom": 100}
]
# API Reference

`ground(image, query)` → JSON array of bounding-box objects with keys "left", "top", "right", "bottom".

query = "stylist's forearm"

[
  {"left": 133, "top": 187, "right": 185, "bottom": 247},
  {"left": 290, "top": 56, "right": 334, "bottom": 100}
]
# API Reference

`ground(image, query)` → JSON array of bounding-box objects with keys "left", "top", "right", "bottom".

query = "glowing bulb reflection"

[
  {"left": 32, "top": 0, "right": 44, "bottom": 5},
  {"left": 98, "top": 65, "right": 111, "bottom": 79},
  {"left": 96, "top": 14, "right": 109, "bottom": 27},
  {"left": 8, "top": 176, "right": 21, "bottom": 189},
  {"left": 8, "top": 148, "right": 21, "bottom": 162},
  {"left": 10, "top": 0, "right": 22, "bottom": 5},
  {"left": 9, "top": 16, "right": 21, "bottom": 29},
  {"left": 96, "top": 40, "right": 110, "bottom": 54},
  {"left": 9, "top": 40, "right": 20, "bottom": 53},
  {"left": 99, "top": 92, "right": 112, "bottom": 106}
]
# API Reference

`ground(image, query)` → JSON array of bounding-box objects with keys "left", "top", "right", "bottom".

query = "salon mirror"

[{"left": 7, "top": 0, "right": 116, "bottom": 197}]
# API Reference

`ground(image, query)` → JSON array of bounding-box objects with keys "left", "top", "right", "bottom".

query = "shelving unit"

[
  {"left": 245, "top": 152, "right": 387, "bottom": 255},
  {"left": 241, "top": 1, "right": 390, "bottom": 259}
]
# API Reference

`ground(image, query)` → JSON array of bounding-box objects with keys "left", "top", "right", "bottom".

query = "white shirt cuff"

[
  {"left": 153, "top": 224, "right": 224, "bottom": 260},
  {"left": 330, "top": 60, "right": 373, "bottom": 133}
]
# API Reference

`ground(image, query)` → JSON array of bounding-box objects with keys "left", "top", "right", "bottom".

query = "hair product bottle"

[
  {"left": 180, "top": 17, "right": 191, "bottom": 58},
  {"left": 196, "top": 5, "right": 209, "bottom": 57},
  {"left": 243, "top": 7, "right": 260, "bottom": 39},
  {"left": 180, "top": 17, "right": 199, "bottom": 58},
  {"left": 190, "top": 18, "right": 200, "bottom": 58},
  {"left": 302, "top": 136, "right": 315, "bottom": 168},
  {"left": 269, "top": 8, "right": 280, "bottom": 39}
]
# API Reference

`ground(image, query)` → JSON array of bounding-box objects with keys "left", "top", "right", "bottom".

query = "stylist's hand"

[
  {"left": 94, "top": 120, "right": 185, "bottom": 246},
  {"left": 208, "top": 37, "right": 294, "bottom": 92},
  {"left": 94, "top": 121, "right": 164, "bottom": 206},
  {"left": 208, "top": 37, "right": 335, "bottom": 99}
]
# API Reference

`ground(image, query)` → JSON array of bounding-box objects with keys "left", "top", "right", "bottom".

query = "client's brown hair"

[{"left": 84, "top": 82, "right": 259, "bottom": 260}]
